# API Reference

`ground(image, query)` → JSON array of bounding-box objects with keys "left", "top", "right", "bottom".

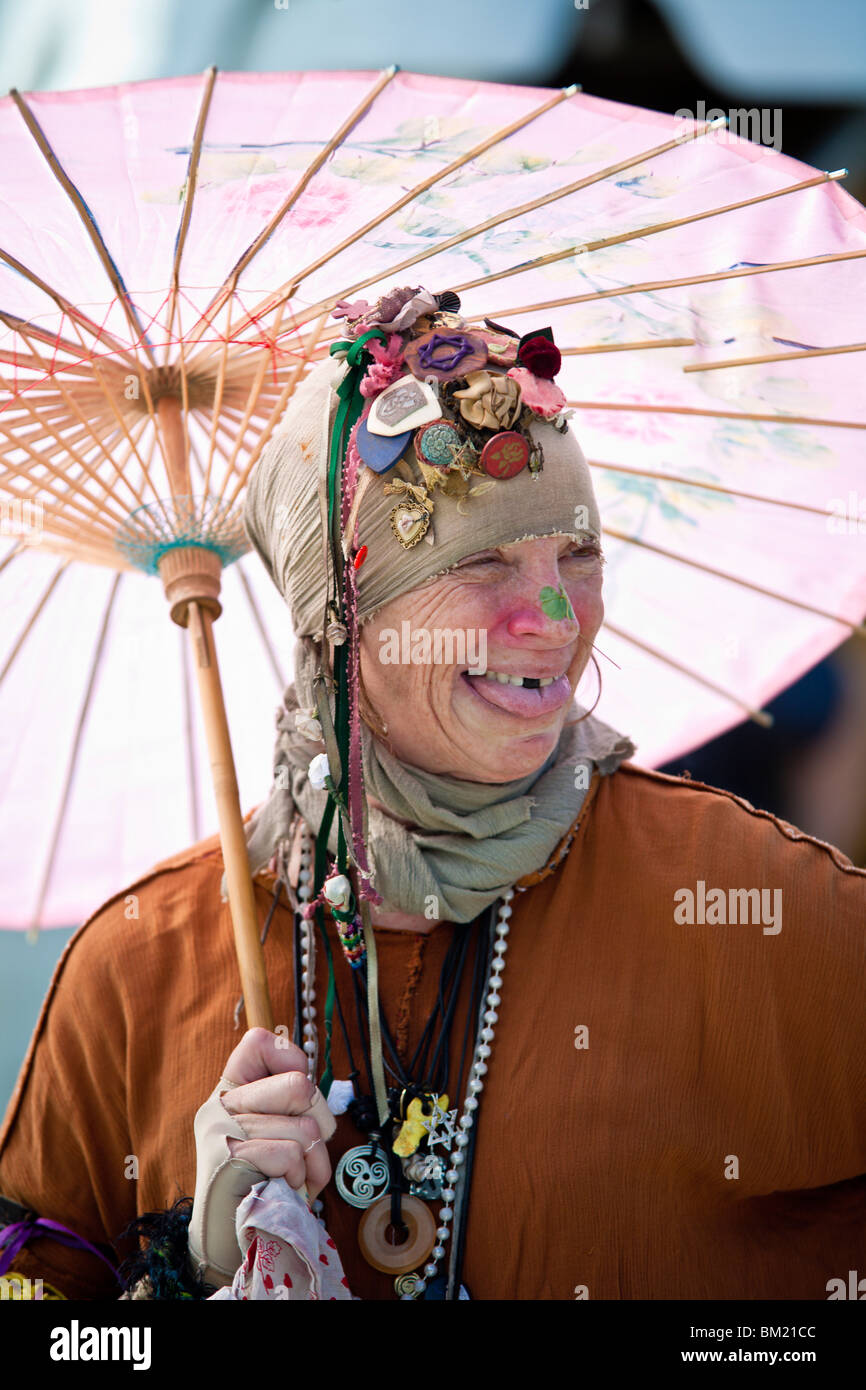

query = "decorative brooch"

[{"left": 332, "top": 287, "right": 573, "bottom": 550}]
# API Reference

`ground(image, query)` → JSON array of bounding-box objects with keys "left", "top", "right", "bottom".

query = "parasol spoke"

[
  {"left": 234, "top": 559, "right": 287, "bottom": 690},
  {"left": 216, "top": 309, "right": 330, "bottom": 515},
  {"left": 163, "top": 65, "right": 218, "bottom": 362},
  {"left": 464, "top": 248, "right": 866, "bottom": 322},
  {"left": 603, "top": 525, "right": 866, "bottom": 635},
  {"left": 10, "top": 90, "right": 157, "bottom": 366},
  {"left": 2, "top": 325, "right": 151, "bottom": 514},
  {"left": 568, "top": 399, "right": 866, "bottom": 430},
  {"left": 0, "top": 261, "right": 142, "bottom": 369},
  {"left": 189, "top": 64, "right": 401, "bottom": 353},
  {"left": 237, "top": 115, "right": 729, "bottom": 339},
  {"left": 603, "top": 620, "right": 773, "bottom": 727},
  {"left": 562, "top": 338, "right": 695, "bottom": 355},
  {"left": 0, "top": 537, "right": 27, "bottom": 575},
  {"left": 209, "top": 84, "right": 579, "bottom": 346},
  {"left": 202, "top": 289, "right": 241, "bottom": 505},
  {"left": 25, "top": 570, "right": 123, "bottom": 939},
  {"left": 0, "top": 371, "right": 135, "bottom": 526},
  {"left": 451, "top": 171, "right": 848, "bottom": 296},
  {"left": 0, "top": 560, "right": 68, "bottom": 689},
  {"left": 684, "top": 342, "right": 866, "bottom": 372},
  {"left": 0, "top": 459, "right": 128, "bottom": 535},
  {"left": 587, "top": 459, "right": 836, "bottom": 518}
]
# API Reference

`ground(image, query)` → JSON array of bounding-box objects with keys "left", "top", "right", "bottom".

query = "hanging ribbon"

[
  {"left": 0, "top": 1216, "right": 123, "bottom": 1285},
  {"left": 308, "top": 328, "right": 385, "bottom": 1097}
]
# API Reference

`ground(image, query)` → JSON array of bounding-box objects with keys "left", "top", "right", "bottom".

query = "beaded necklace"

[{"left": 293, "top": 819, "right": 513, "bottom": 1300}]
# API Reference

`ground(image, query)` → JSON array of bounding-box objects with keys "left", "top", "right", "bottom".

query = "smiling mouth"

[
  {"left": 460, "top": 668, "right": 573, "bottom": 716},
  {"left": 474, "top": 669, "right": 557, "bottom": 688}
]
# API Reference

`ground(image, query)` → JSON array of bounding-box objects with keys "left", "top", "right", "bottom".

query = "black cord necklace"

[{"left": 290, "top": 879, "right": 495, "bottom": 1300}]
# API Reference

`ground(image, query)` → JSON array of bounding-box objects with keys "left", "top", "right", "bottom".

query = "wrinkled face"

[{"left": 359, "top": 534, "right": 604, "bottom": 782}]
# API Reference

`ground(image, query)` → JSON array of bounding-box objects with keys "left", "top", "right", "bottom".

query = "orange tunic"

[{"left": 2, "top": 764, "right": 865, "bottom": 1300}]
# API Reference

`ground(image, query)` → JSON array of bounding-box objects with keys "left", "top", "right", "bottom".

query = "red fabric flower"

[{"left": 518, "top": 334, "right": 562, "bottom": 379}]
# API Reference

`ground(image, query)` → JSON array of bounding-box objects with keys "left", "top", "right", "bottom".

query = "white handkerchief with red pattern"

[{"left": 208, "top": 1178, "right": 354, "bottom": 1300}]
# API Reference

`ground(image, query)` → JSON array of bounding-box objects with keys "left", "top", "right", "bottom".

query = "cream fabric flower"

[
  {"left": 294, "top": 708, "right": 323, "bottom": 741},
  {"left": 454, "top": 370, "right": 521, "bottom": 430}
]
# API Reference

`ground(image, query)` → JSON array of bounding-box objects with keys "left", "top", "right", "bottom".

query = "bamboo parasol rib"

[
  {"left": 191, "top": 79, "right": 580, "bottom": 358},
  {"left": 189, "top": 65, "right": 403, "bottom": 355},
  {"left": 462, "top": 247, "right": 866, "bottom": 321},
  {"left": 562, "top": 338, "right": 695, "bottom": 355},
  {"left": 0, "top": 560, "right": 67, "bottom": 688},
  {"left": 586, "top": 459, "right": 836, "bottom": 518},
  {"left": 684, "top": 341, "right": 866, "bottom": 372},
  {"left": 235, "top": 561, "right": 288, "bottom": 691},
  {"left": 452, "top": 170, "right": 849, "bottom": 295},
  {"left": 568, "top": 400, "right": 866, "bottom": 430},
  {"left": 25, "top": 572, "right": 122, "bottom": 940},
  {"left": 603, "top": 621, "right": 773, "bottom": 727},
  {"left": 10, "top": 90, "right": 157, "bottom": 366},
  {"left": 227, "top": 116, "right": 729, "bottom": 343},
  {"left": 602, "top": 525, "right": 866, "bottom": 634}
]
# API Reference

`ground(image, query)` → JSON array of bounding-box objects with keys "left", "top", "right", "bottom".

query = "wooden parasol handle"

[
  {"left": 157, "top": 542, "right": 274, "bottom": 1030},
  {"left": 187, "top": 599, "right": 274, "bottom": 1030}
]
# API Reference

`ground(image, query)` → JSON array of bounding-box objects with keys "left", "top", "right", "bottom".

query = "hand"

[{"left": 188, "top": 1028, "right": 336, "bottom": 1288}]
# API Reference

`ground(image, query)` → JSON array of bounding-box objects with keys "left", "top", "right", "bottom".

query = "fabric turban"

[{"left": 243, "top": 353, "right": 601, "bottom": 633}]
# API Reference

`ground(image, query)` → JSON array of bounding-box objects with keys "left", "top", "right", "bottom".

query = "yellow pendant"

[{"left": 392, "top": 1093, "right": 449, "bottom": 1157}]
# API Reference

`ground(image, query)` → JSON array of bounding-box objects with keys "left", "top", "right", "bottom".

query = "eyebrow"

[{"left": 460, "top": 536, "right": 601, "bottom": 562}]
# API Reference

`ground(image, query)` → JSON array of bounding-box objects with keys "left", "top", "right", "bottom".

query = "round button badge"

[{"left": 479, "top": 430, "right": 530, "bottom": 479}]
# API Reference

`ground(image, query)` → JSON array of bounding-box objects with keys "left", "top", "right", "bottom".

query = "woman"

[{"left": 1, "top": 287, "right": 864, "bottom": 1301}]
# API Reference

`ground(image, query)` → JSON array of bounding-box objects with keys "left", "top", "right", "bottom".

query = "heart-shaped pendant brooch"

[{"left": 390, "top": 500, "right": 431, "bottom": 548}]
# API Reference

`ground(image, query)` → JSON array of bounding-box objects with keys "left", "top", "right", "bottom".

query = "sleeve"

[{"left": 0, "top": 904, "right": 137, "bottom": 1300}]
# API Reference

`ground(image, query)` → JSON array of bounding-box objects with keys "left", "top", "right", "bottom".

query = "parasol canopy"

[{"left": 1, "top": 68, "right": 864, "bottom": 983}]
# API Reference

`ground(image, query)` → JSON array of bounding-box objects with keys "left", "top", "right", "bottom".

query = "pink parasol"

[{"left": 1, "top": 69, "right": 864, "bottom": 1022}]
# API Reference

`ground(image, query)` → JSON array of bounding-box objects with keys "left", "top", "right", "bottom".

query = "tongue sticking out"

[{"left": 463, "top": 672, "right": 572, "bottom": 717}]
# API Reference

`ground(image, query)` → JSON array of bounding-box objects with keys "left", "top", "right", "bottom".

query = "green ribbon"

[
  {"left": 327, "top": 329, "right": 386, "bottom": 582},
  {"left": 312, "top": 328, "right": 384, "bottom": 1095}
]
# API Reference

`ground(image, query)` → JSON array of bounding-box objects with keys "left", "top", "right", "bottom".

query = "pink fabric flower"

[
  {"left": 507, "top": 366, "right": 568, "bottom": 419},
  {"left": 360, "top": 333, "right": 405, "bottom": 398}
]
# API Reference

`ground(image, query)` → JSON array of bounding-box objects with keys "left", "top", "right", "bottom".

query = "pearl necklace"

[
  {"left": 400, "top": 887, "right": 512, "bottom": 1299},
  {"left": 293, "top": 820, "right": 513, "bottom": 1300},
  {"left": 296, "top": 829, "right": 318, "bottom": 1080}
]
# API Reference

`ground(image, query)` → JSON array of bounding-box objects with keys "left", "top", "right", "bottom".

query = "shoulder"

[
  {"left": 518, "top": 760, "right": 866, "bottom": 894},
  {"left": 16, "top": 829, "right": 268, "bottom": 1049},
  {"left": 600, "top": 762, "right": 865, "bottom": 879}
]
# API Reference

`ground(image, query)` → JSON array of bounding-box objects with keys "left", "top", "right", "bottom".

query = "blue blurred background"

[{"left": 1, "top": 0, "right": 865, "bottom": 1111}]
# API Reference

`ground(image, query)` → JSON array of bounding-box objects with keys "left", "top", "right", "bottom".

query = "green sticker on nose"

[{"left": 539, "top": 585, "right": 576, "bottom": 622}]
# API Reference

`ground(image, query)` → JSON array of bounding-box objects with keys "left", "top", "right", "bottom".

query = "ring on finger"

[{"left": 304, "top": 1137, "right": 324, "bottom": 1155}]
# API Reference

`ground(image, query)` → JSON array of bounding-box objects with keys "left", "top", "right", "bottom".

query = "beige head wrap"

[
  {"left": 232, "top": 334, "right": 634, "bottom": 920},
  {"left": 244, "top": 355, "right": 602, "bottom": 635}
]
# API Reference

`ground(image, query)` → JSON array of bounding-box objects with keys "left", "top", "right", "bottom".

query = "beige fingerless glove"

[{"left": 187, "top": 1077, "right": 336, "bottom": 1289}]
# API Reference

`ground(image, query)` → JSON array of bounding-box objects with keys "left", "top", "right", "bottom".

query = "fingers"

[
  {"left": 220, "top": 1026, "right": 309, "bottom": 1087},
  {"left": 227, "top": 1115, "right": 332, "bottom": 1197},
  {"left": 221, "top": 1066, "right": 317, "bottom": 1120}
]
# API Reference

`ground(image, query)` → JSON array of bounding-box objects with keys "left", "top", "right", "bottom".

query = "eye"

[
  {"left": 454, "top": 551, "right": 504, "bottom": 569},
  {"left": 563, "top": 541, "right": 603, "bottom": 562}
]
